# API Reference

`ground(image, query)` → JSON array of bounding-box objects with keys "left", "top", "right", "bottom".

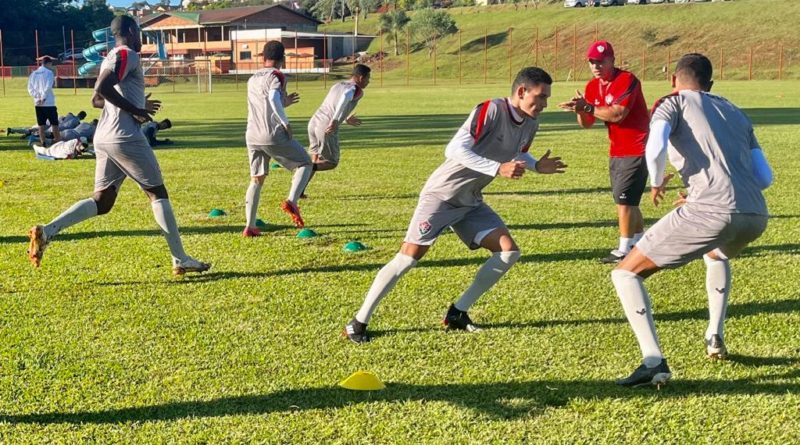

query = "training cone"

[
  {"left": 270, "top": 162, "right": 282, "bottom": 171},
  {"left": 208, "top": 208, "right": 227, "bottom": 217},
  {"left": 343, "top": 241, "right": 367, "bottom": 252},
  {"left": 297, "top": 228, "right": 318, "bottom": 238},
  {"left": 255, "top": 218, "right": 268, "bottom": 230},
  {"left": 339, "top": 371, "right": 385, "bottom": 391}
]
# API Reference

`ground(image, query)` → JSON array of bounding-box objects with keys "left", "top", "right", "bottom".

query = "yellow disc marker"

[{"left": 339, "top": 370, "right": 385, "bottom": 391}]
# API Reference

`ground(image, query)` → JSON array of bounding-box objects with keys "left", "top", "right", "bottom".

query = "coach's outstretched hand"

[
  {"left": 534, "top": 150, "right": 567, "bottom": 174},
  {"left": 499, "top": 160, "right": 527, "bottom": 179}
]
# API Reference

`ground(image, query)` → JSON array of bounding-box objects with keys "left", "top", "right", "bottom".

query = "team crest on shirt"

[
  {"left": 418, "top": 220, "right": 432, "bottom": 236},
  {"left": 605, "top": 94, "right": 614, "bottom": 105}
]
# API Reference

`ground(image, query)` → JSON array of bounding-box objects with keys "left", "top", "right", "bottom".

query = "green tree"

[
  {"left": 408, "top": 9, "right": 457, "bottom": 57},
  {"left": 379, "top": 10, "right": 410, "bottom": 56}
]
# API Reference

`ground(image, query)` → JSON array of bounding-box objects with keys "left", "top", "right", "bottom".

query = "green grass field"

[{"left": 0, "top": 78, "right": 798, "bottom": 443}]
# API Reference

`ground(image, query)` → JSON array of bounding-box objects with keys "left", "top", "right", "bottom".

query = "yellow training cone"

[{"left": 339, "top": 370, "right": 385, "bottom": 391}]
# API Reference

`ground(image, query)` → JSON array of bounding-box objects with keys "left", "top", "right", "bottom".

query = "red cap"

[{"left": 587, "top": 40, "right": 614, "bottom": 61}]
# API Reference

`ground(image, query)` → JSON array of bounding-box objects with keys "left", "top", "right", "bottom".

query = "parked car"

[
  {"left": 627, "top": 0, "right": 648, "bottom": 3},
  {"left": 600, "top": 0, "right": 624, "bottom": 5},
  {"left": 58, "top": 48, "right": 85, "bottom": 62},
  {"left": 564, "top": 0, "right": 588, "bottom": 6}
]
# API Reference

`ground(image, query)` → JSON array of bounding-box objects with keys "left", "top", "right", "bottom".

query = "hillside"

[{"left": 320, "top": 0, "right": 798, "bottom": 83}]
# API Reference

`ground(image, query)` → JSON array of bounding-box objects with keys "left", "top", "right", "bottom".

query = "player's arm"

[
  {"left": 327, "top": 87, "right": 357, "bottom": 133},
  {"left": 515, "top": 150, "right": 567, "bottom": 174},
  {"left": 95, "top": 68, "right": 151, "bottom": 121},
  {"left": 645, "top": 119, "right": 673, "bottom": 206},
  {"left": 748, "top": 127, "right": 773, "bottom": 189},
  {"left": 267, "top": 87, "right": 291, "bottom": 137},
  {"left": 445, "top": 126, "right": 503, "bottom": 177}
]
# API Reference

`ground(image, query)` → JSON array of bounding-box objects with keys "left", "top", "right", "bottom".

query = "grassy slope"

[
  {"left": 0, "top": 79, "right": 798, "bottom": 442},
  {"left": 322, "top": 0, "right": 799, "bottom": 83}
]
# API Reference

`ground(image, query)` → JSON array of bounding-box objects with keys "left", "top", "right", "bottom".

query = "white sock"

[
  {"left": 355, "top": 253, "right": 417, "bottom": 324},
  {"left": 287, "top": 165, "right": 312, "bottom": 204},
  {"left": 151, "top": 199, "right": 187, "bottom": 262},
  {"left": 44, "top": 198, "right": 98, "bottom": 239},
  {"left": 454, "top": 251, "right": 520, "bottom": 312},
  {"left": 611, "top": 269, "right": 663, "bottom": 368},
  {"left": 618, "top": 237, "right": 634, "bottom": 254},
  {"left": 245, "top": 182, "right": 262, "bottom": 228},
  {"left": 704, "top": 254, "right": 731, "bottom": 341}
]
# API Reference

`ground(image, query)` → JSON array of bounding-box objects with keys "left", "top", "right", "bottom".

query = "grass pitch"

[{"left": 0, "top": 79, "right": 798, "bottom": 443}]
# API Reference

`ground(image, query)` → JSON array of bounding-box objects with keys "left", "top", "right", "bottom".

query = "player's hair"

[
  {"left": 77, "top": 111, "right": 87, "bottom": 120},
  {"left": 511, "top": 67, "right": 553, "bottom": 93},
  {"left": 263, "top": 41, "right": 285, "bottom": 62},
  {"left": 91, "top": 119, "right": 99, "bottom": 126},
  {"left": 352, "top": 64, "right": 371, "bottom": 77},
  {"left": 161, "top": 118, "right": 172, "bottom": 129},
  {"left": 41, "top": 56, "right": 52, "bottom": 65},
  {"left": 675, "top": 53, "right": 713, "bottom": 90},
  {"left": 110, "top": 15, "right": 138, "bottom": 37}
]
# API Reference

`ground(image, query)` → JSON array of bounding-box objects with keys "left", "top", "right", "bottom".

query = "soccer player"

[
  {"left": 26, "top": 15, "right": 210, "bottom": 276},
  {"left": 243, "top": 41, "right": 312, "bottom": 236},
  {"left": 304, "top": 64, "right": 370, "bottom": 195},
  {"left": 343, "top": 67, "right": 567, "bottom": 343},
  {"left": 559, "top": 41, "right": 650, "bottom": 264},
  {"left": 27, "top": 56, "right": 61, "bottom": 146},
  {"left": 612, "top": 54, "right": 772, "bottom": 387},
  {"left": 60, "top": 119, "right": 97, "bottom": 143},
  {"left": 59, "top": 111, "right": 88, "bottom": 131},
  {"left": 142, "top": 118, "right": 173, "bottom": 147}
]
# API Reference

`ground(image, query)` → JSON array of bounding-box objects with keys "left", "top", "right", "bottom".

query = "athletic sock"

[
  {"left": 454, "top": 251, "right": 520, "bottom": 312},
  {"left": 44, "top": 198, "right": 98, "bottom": 239},
  {"left": 704, "top": 254, "right": 731, "bottom": 341},
  {"left": 151, "top": 199, "right": 188, "bottom": 261},
  {"left": 611, "top": 269, "right": 664, "bottom": 368},
  {"left": 245, "top": 182, "right": 262, "bottom": 228},
  {"left": 355, "top": 253, "right": 417, "bottom": 324},
  {"left": 618, "top": 236, "right": 634, "bottom": 254},
  {"left": 287, "top": 165, "right": 312, "bottom": 204}
]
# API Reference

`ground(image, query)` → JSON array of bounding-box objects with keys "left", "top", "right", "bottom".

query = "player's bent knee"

[
  {"left": 500, "top": 250, "right": 521, "bottom": 266},
  {"left": 93, "top": 188, "right": 118, "bottom": 215},
  {"left": 144, "top": 185, "right": 169, "bottom": 201},
  {"left": 252, "top": 175, "right": 266, "bottom": 185}
]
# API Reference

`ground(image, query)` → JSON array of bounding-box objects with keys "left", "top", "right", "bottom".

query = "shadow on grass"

[
  {"left": 0, "top": 223, "right": 366, "bottom": 244},
  {"left": 4, "top": 368, "right": 798, "bottom": 424}
]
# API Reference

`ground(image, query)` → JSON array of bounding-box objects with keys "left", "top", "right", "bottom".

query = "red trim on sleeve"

[
  {"left": 118, "top": 49, "right": 128, "bottom": 82},
  {"left": 650, "top": 92, "right": 679, "bottom": 115},
  {"left": 354, "top": 84, "right": 363, "bottom": 100},
  {"left": 273, "top": 70, "right": 286, "bottom": 88},
  {"left": 473, "top": 100, "right": 491, "bottom": 143}
]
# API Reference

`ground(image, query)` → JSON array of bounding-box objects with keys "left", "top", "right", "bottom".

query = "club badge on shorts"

[{"left": 418, "top": 220, "right": 432, "bottom": 236}]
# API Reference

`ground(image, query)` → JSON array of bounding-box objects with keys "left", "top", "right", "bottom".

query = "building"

[{"left": 140, "top": 4, "right": 373, "bottom": 73}]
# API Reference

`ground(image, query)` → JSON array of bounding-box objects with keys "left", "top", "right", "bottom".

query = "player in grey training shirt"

[
  {"left": 242, "top": 41, "right": 313, "bottom": 236},
  {"left": 343, "top": 68, "right": 567, "bottom": 344},
  {"left": 612, "top": 54, "right": 773, "bottom": 388},
  {"left": 27, "top": 15, "right": 210, "bottom": 276},
  {"left": 304, "top": 64, "right": 370, "bottom": 196}
]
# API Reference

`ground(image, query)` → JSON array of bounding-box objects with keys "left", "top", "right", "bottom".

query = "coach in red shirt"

[{"left": 560, "top": 40, "right": 650, "bottom": 263}]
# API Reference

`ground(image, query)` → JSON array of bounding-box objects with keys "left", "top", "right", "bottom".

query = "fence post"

[
  {"left": 594, "top": 23, "right": 598, "bottom": 42},
  {"left": 379, "top": 29, "right": 383, "bottom": 87},
  {"left": 779, "top": 44, "right": 784, "bottom": 81},
  {"left": 719, "top": 47, "right": 724, "bottom": 80},
  {"left": 433, "top": 34, "right": 436, "bottom": 86},
  {"left": 534, "top": 27, "right": 539, "bottom": 67},
  {"left": 484, "top": 28, "right": 488, "bottom": 84},
  {"left": 572, "top": 24, "right": 576, "bottom": 81},
  {"left": 666, "top": 49, "right": 671, "bottom": 81},
  {"left": 71, "top": 29, "right": 76, "bottom": 95},
  {"left": 641, "top": 50, "right": 646, "bottom": 81},
  {"left": 323, "top": 31, "right": 327, "bottom": 89},
  {"left": 35, "top": 29, "right": 40, "bottom": 61},
  {"left": 458, "top": 29, "right": 462, "bottom": 85},
  {"left": 749, "top": 46, "right": 753, "bottom": 80},
  {"left": 294, "top": 30, "right": 299, "bottom": 93},
  {"left": 406, "top": 28, "right": 410, "bottom": 87},
  {"left": 554, "top": 27, "right": 559, "bottom": 81}
]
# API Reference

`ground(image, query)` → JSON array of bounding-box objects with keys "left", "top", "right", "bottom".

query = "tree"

[
  {"left": 379, "top": 10, "right": 410, "bottom": 56},
  {"left": 408, "top": 9, "right": 457, "bottom": 57}
]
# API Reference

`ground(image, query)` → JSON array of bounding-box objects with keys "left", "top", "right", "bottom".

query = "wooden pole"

[
  {"left": 71, "top": 29, "right": 76, "bottom": 95},
  {"left": 35, "top": 29, "right": 40, "bottom": 61},
  {"left": 594, "top": 23, "right": 598, "bottom": 42},
  {"left": 641, "top": 49, "right": 646, "bottom": 81},
  {"left": 406, "top": 28, "right": 409, "bottom": 87},
  {"left": 779, "top": 44, "right": 784, "bottom": 81},
  {"left": 433, "top": 34, "right": 436, "bottom": 86},
  {"left": 0, "top": 29, "right": 5, "bottom": 97},
  {"left": 484, "top": 27, "right": 488, "bottom": 84},
  {"left": 666, "top": 49, "right": 671, "bottom": 81},
  {"left": 508, "top": 28, "right": 513, "bottom": 84},
  {"left": 749, "top": 46, "right": 753, "bottom": 80},
  {"left": 171, "top": 33, "right": 175, "bottom": 93},
  {"left": 720, "top": 47, "right": 724, "bottom": 81},
  {"left": 458, "top": 29, "right": 462, "bottom": 85},
  {"left": 379, "top": 29, "right": 383, "bottom": 87},
  {"left": 534, "top": 27, "right": 539, "bottom": 66},
  {"left": 294, "top": 30, "right": 298, "bottom": 92},
  {"left": 554, "top": 27, "right": 559, "bottom": 81},
  {"left": 323, "top": 31, "right": 327, "bottom": 88},
  {"left": 572, "top": 24, "right": 577, "bottom": 81}
]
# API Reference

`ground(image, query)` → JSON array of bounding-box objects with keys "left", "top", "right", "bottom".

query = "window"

[{"left": 239, "top": 51, "right": 252, "bottom": 60}]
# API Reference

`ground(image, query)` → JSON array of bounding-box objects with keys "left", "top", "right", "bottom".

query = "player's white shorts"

[
  {"left": 404, "top": 194, "right": 506, "bottom": 250},
  {"left": 308, "top": 123, "right": 340, "bottom": 166},
  {"left": 636, "top": 204, "right": 768, "bottom": 268},
  {"left": 94, "top": 139, "right": 164, "bottom": 192},
  {"left": 247, "top": 140, "right": 311, "bottom": 177}
]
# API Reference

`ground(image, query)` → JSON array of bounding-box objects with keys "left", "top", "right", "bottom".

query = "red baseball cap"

[{"left": 587, "top": 40, "right": 614, "bottom": 61}]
